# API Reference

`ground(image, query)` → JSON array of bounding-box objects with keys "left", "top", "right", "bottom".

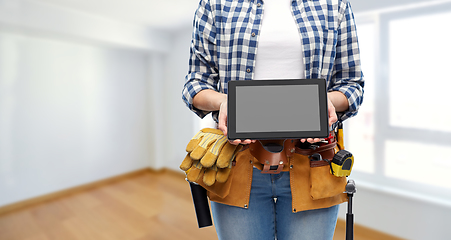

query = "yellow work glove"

[{"left": 180, "top": 128, "right": 242, "bottom": 186}]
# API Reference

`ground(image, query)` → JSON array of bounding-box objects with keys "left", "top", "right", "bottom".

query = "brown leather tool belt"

[
  {"left": 248, "top": 139, "right": 296, "bottom": 174},
  {"left": 296, "top": 139, "right": 336, "bottom": 168},
  {"left": 247, "top": 132, "right": 336, "bottom": 174}
]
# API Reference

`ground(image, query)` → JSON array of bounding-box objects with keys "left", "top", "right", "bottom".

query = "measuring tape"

[{"left": 330, "top": 150, "right": 354, "bottom": 177}]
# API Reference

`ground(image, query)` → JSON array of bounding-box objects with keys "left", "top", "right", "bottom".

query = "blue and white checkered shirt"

[{"left": 182, "top": 0, "right": 364, "bottom": 122}]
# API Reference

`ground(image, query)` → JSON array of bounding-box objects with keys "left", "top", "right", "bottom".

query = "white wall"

[
  {"left": 161, "top": 29, "right": 198, "bottom": 172},
  {"left": 0, "top": 0, "right": 170, "bottom": 52},
  {"left": 0, "top": 0, "right": 194, "bottom": 207},
  {"left": 0, "top": 0, "right": 172, "bottom": 207},
  {"left": 147, "top": 53, "right": 166, "bottom": 170},
  {"left": 147, "top": 39, "right": 195, "bottom": 172},
  {"left": 0, "top": 31, "right": 151, "bottom": 206}
]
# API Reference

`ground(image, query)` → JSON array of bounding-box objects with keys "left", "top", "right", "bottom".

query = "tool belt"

[
  {"left": 248, "top": 139, "right": 297, "bottom": 174},
  {"left": 248, "top": 132, "right": 337, "bottom": 174}
]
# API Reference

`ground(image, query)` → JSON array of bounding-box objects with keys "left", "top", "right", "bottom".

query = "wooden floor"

[{"left": 0, "top": 170, "right": 402, "bottom": 240}]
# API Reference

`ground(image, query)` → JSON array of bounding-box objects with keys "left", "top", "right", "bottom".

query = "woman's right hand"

[
  {"left": 217, "top": 101, "right": 228, "bottom": 136},
  {"left": 218, "top": 101, "right": 255, "bottom": 145}
]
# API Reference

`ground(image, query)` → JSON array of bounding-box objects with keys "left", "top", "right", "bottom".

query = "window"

[
  {"left": 346, "top": 3, "right": 451, "bottom": 202},
  {"left": 346, "top": 21, "right": 376, "bottom": 174},
  {"left": 389, "top": 11, "right": 451, "bottom": 132}
]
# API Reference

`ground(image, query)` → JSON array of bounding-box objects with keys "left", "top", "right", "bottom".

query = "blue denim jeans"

[{"left": 211, "top": 167, "right": 339, "bottom": 240}]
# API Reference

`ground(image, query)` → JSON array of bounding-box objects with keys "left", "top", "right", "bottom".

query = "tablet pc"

[{"left": 227, "top": 79, "right": 329, "bottom": 140}]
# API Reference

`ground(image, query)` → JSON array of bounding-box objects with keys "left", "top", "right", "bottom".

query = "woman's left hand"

[
  {"left": 327, "top": 97, "right": 338, "bottom": 127},
  {"left": 300, "top": 96, "right": 338, "bottom": 144}
]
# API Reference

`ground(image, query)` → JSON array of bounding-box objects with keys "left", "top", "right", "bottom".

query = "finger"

[
  {"left": 218, "top": 124, "right": 227, "bottom": 136},
  {"left": 218, "top": 102, "right": 228, "bottom": 136},
  {"left": 203, "top": 168, "right": 217, "bottom": 186},
  {"left": 229, "top": 139, "right": 242, "bottom": 145},
  {"left": 228, "top": 139, "right": 254, "bottom": 145},
  {"left": 180, "top": 153, "right": 194, "bottom": 171},
  {"left": 307, "top": 138, "right": 321, "bottom": 143},
  {"left": 216, "top": 167, "right": 231, "bottom": 183},
  {"left": 329, "top": 112, "right": 338, "bottom": 126},
  {"left": 328, "top": 103, "right": 338, "bottom": 127},
  {"left": 218, "top": 116, "right": 227, "bottom": 136}
]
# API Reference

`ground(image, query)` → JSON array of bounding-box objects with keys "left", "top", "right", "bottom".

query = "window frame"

[{"left": 345, "top": 2, "right": 451, "bottom": 204}]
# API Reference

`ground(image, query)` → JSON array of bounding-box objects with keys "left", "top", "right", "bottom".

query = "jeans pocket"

[{"left": 310, "top": 164, "right": 347, "bottom": 200}]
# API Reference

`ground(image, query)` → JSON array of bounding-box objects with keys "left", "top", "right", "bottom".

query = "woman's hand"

[
  {"left": 300, "top": 93, "right": 341, "bottom": 144},
  {"left": 327, "top": 97, "right": 338, "bottom": 127},
  {"left": 193, "top": 90, "right": 255, "bottom": 146},
  {"left": 217, "top": 101, "right": 228, "bottom": 135},
  {"left": 218, "top": 101, "right": 256, "bottom": 145}
]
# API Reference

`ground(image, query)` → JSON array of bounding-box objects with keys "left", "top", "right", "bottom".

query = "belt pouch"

[
  {"left": 249, "top": 140, "right": 296, "bottom": 174},
  {"left": 296, "top": 141, "right": 347, "bottom": 200}
]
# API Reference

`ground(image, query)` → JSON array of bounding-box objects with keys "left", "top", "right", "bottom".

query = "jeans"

[{"left": 211, "top": 167, "right": 339, "bottom": 240}]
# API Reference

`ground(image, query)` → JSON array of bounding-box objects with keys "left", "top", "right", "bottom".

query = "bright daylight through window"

[{"left": 346, "top": 4, "right": 451, "bottom": 201}]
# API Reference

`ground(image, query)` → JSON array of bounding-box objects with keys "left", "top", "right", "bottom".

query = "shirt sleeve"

[
  {"left": 182, "top": 0, "right": 220, "bottom": 119},
  {"left": 330, "top": 0, "right": 365, "bottom": 122}
]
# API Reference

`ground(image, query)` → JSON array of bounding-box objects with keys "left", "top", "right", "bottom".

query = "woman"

[{"left": 182, "top": 0, "right": 364, "bottom": 239}]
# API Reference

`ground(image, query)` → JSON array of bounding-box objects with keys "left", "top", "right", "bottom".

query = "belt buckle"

[{"left": 261, "top": 161, "right": 284, "bottom": 174}]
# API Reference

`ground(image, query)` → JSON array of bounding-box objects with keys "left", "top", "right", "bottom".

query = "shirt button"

[
  {"left": 246, "top": 68, "right": 251, "bottom": 73},
  {"left": 257, "top": 3, "right": 261, "bottom": 7},
  {"left": 251, "top": 32, "right": 256, "bottom": 37}
]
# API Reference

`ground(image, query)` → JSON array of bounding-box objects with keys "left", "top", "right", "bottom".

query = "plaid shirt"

[{"left": 182, "top": 0, "right": 364, "bottom": 122}]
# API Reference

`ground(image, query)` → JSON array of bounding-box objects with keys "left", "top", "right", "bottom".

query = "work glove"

[{"left": 180, "top": 128, "right": 242, "bottom": 186}]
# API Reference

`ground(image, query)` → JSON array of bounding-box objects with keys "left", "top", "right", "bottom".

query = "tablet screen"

[{"left": 228, "top": 79, "right": 329, "bottom": 140}]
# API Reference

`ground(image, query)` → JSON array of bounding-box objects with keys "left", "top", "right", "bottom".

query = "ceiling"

[
  {"left": 32, "top": 0, "right": 201, "bottom": 31},
  {"left": 30, "top": 0, "right": 445, "bottom": 31}
]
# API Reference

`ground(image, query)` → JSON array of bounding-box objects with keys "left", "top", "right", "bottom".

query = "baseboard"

[
  {"left": 0, "top": 168, "right": 156, "bottom": 215},
  {"left": 336, "top": 219, "right": 405, "bottom": 240},
  {"left": 161, "top": 167, "right": 186, "bottom": 178}
]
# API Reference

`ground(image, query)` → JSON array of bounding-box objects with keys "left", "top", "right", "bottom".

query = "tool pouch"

[
  {"left": 249, "top": 140, "right": 296, "bottom": 174},
  {"left": 295, "top": 138, "right": 347, "bottom": 200}
]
